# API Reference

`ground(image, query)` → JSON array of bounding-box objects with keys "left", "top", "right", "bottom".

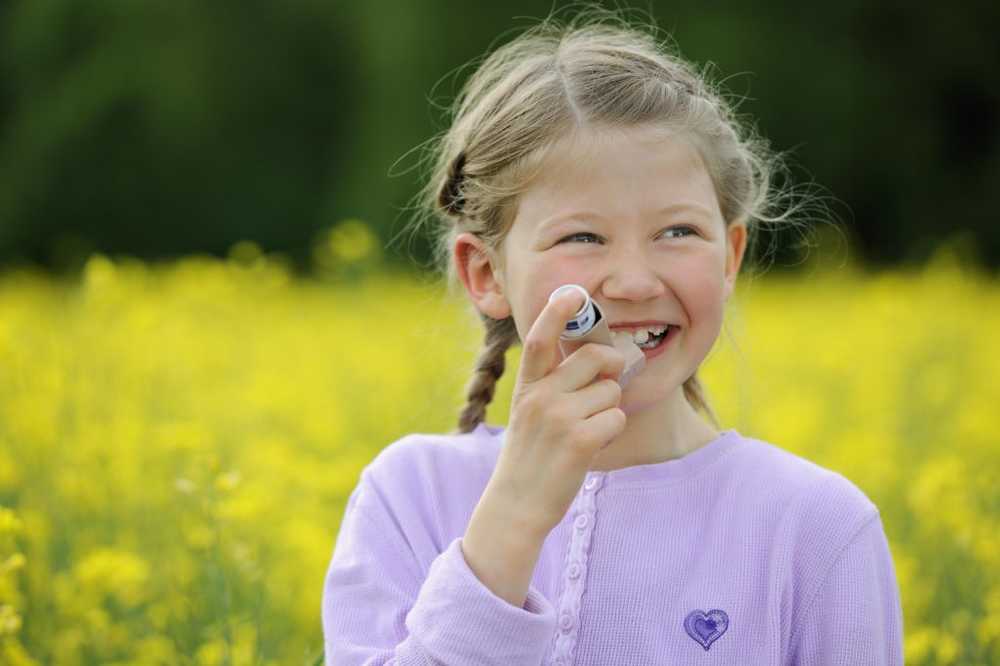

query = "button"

[
  {"left": 584, "top": 474, "right": 602, "bottom": 491},
  {"left": 574, "top": 514, "right": 589, "bottom": 530},
  {"left": 554, "top": 659, "right": 566, "bottom": 666},
  {"left": 567, "top": 562, "right": 582, "bottom": 579},
  {"left": 559, "top": 612, "right": 575, "bottom": 632}
]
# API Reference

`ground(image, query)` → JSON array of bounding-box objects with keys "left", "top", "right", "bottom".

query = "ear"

[
  {"left": 454, "top": 232, "right": 511, "bottom": 319},
  {"left": 724, "top": 222, "right": 747, "bottom": 301}
]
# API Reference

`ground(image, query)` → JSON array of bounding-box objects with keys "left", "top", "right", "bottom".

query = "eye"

[
  {"left": 661, "top": 226, "right": 697, "bottom": 239},
  {"left": 558, "top": 232, "right": 603, "bottom": 244},
  {"left": 557, "top": 226, "right": 698, "bottom": 244}
]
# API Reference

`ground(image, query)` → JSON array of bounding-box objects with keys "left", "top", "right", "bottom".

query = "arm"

[
  {"left": 786, "top": 512, "right": 904, "bottom": 665},
  {"left": 461, "top": 480, "right": 551, "bottom": 609},
  {"left": 321, "top": 474, "right": 557, "bottom": 665}
]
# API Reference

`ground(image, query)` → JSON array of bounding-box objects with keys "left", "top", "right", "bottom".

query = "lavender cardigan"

[{"left": 322, "top": 423, "right": 903, "bottom": 664}]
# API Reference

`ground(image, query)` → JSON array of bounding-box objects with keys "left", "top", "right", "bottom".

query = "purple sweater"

[{"left": 321, "top": 423, "right": 904, "bottom": 665}]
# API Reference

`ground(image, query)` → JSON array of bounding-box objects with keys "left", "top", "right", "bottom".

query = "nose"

[{"left": 597, "top": 247, "right": 667, "bottom": 302}]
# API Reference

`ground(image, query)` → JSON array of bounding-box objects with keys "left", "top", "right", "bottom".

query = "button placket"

[{"left": 546, "top": 471, "right": 605, "bottom": 664}]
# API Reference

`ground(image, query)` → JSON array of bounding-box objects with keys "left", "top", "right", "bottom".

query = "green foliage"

[
  {"left": 1, "top": 1, "right": 998, "bottom": 273},
  {"left": 0, "top": 0, "right": 359, "bottom": 271}
]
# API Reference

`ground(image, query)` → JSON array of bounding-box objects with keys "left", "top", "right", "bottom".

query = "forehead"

[{"left": 515, "top": 124, "right": 719, "bottom": 227}]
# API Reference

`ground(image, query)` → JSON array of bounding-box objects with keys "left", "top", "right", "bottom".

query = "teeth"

[{"left": 628, "top": 325, "right": 668, "bottom": 344}]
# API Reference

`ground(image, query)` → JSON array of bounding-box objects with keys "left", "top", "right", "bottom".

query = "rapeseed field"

[{"left": 0, "top": 237, "right": 996, "bottom": 665}]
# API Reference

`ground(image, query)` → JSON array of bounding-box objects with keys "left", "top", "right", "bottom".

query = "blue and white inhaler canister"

[{"left": 548, "top": 284, "right": 646, "bottom": 388}]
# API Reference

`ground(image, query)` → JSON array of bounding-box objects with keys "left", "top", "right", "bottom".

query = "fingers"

[
  {"left": 518, "top": 286, "right": 586, "bottom": 385},
  {"left": 567, "top": 377, "right": 622, "bottom": 420},
  {"left": 551, "top": 342, "right": 627, "bottom": 392},
  {"left": 577, "top": 406, "right": 627, "bottom": 451}
]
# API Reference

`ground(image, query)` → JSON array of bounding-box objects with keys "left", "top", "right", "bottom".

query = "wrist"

[
  {"left": 478, "top": 481, "right": 554, "bottom": 544},
  {"left": 463, "top": 491, "right": 547, "bottom": 608}
]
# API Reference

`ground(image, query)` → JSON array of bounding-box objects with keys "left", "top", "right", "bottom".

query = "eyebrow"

[{"left": 538, "top": 202, "right": 714, "bottom": 230}]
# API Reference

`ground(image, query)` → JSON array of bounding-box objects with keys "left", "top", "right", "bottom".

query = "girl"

[{"left": 322, "top": 7, "right": 903, "bottom": 665}]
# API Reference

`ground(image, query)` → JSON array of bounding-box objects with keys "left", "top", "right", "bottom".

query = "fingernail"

[
  {"left": 550, "top": 284, "right": 587, "bottom": 311},
  {"left": 562, "top": 292, "right": 582, "bottom": 309}
]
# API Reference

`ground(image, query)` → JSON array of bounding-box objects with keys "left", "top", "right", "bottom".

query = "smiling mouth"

[
  {"left": 632, "top": 325, "right": 680, "bottom": 357},
  {"left": 632, "top": 326, "right": 673, "bottom": 349}
]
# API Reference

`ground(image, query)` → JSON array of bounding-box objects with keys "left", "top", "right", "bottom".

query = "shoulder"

[
  {"left": 362, "top": 422, "right": 503, "bottom": 492},
  {"left": 352, "top": 423, "right": 504, "bottom": 546},
  {"left": 730, "top": 432, "right": 883, "bottom": 597},
  {"left": 734, "top": 436, "right": 900, "bottom": 656},
  {"left": 724, "top": 431, "right": 881, "bottom": 578},
  {"left": 730, "top": 431, "right": 879, "bottom": 525}
]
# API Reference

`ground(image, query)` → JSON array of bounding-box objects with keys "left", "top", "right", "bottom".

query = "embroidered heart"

[{"left": 684, "top": 609, "right": 729, "bottom": 650}]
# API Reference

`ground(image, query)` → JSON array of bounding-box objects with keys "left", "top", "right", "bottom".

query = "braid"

[
  {"left": 454, "top": 314, "right": 518, "bottom": 434},
  {"left": 683, "top": 371, "right": 721, "bottom": 430},
  {"left": 437, "top": 151, "right": 468, "bottom": 216},
  {"left": 451, "top": 315, "right": 718, "bottom": 434}
]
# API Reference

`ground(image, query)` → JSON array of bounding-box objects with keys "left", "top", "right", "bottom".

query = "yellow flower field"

[{"left": 0, "top": 241, "right": 997, "bottom": 665}]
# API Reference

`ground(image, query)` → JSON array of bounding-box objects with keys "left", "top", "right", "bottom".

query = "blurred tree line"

[{"left": 0, "top": 0, "right": 997, "bottom": 276}]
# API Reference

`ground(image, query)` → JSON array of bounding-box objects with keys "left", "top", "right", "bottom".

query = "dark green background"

[{"left": 0, "top": 0, "right": 996, "bottom": 276}]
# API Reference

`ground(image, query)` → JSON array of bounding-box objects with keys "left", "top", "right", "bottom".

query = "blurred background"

[
  {"left": 1, "top": 0, "right": 998, "bottom": 274},
  {"left": 0, "top": 1, "right": 997, "bottom": 665}
]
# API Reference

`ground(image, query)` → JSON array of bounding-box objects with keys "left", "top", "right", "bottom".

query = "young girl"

[{"left": 322, "top": 7, "right": 903, "bottom": 665}]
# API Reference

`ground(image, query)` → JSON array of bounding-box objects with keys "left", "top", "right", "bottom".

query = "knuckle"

[
  {"left": 578, "top": 343, "right": 602, "bottom": 362},
  {"left": 523, "top": 335, "right": 545, "bottom": 357},
  {"left": 551, "top": 403, "right": 576, "bottom": 431},
  {"left": 605, "top": 378, "right": 623, "bottom": 401},
  {"left": 516, "top": 389, "right": 544, "bottom": 418}
]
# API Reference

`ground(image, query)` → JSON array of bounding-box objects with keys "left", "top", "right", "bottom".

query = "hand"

[{"left": 488, "top": 287, "right": 628, "bottom": 537}]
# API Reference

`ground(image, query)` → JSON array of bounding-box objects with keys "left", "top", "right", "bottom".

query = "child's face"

[{"left": 458, "top": 124, "right": 746, "bottom": 413}]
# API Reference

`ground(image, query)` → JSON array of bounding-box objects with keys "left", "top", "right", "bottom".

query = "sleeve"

[
  {"left": 787, "top": 511, "right": 905, "bottom": 666},
  {"left": 321, "top": 472, "right": 557, "bottom": 665}
]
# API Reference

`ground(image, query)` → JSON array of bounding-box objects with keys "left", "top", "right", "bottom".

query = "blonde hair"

[{"left": 399, "top": 3, "right": 824, "bottom": 434}]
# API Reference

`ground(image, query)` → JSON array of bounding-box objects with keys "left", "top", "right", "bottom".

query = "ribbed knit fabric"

[{"left": 321, "top": 423, "right": 904, "bottom": 665}]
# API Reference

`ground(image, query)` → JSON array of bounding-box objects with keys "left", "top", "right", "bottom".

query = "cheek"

[
  {"left": 532, "top": 259, "right": 599, "bottom": 308},
  {"left": 513, "top": 257, "right": 594, "bottom": 339},
  {"left": 674, "top": 262, "right": 727, "bottom": 324}
]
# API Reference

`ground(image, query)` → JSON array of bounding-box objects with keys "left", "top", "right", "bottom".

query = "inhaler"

[{"left": 548, "top": 284, "right": 646, "bottom": 388}]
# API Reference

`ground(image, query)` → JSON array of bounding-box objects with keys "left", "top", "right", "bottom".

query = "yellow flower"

[
  {"left": 0, "top": 604, "right": 23, "bottom": 636},
  {"left": 0, "top": 552, "right": 25, "bottom": 574},
  {"left": 0, "top": 508, "right": 22, "bottom": 535},
  {"left": 214, "top": 470, "right": 241, "bottom": 492},
  {"left": 74, "top": 549, "right": 150, "bottom": 608},
  {"left": 2, "top": 252, "right": 995, "bottom": 660}
]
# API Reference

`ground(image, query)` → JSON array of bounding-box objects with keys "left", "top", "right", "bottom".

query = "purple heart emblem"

[{"left": 684, "top": 609, "right": 729, "bottom": 650}]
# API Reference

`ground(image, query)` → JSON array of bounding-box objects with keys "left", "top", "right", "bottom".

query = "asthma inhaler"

[{"left": 548, "top": 284, "right": 646, "bottom": 388}]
